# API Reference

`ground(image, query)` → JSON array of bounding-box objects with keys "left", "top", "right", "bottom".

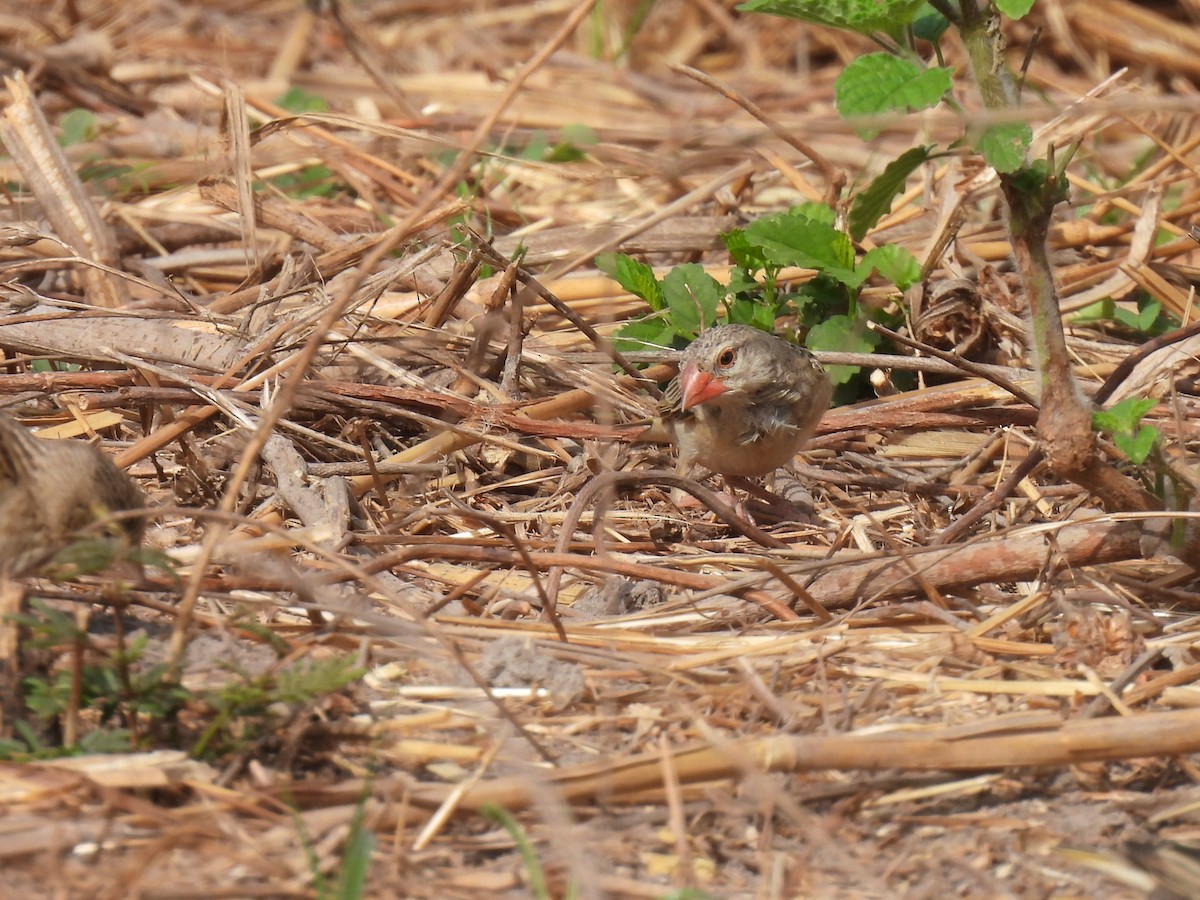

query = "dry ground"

[{"left": 3, "top": 0, "right": 1200, "bottom": 897}]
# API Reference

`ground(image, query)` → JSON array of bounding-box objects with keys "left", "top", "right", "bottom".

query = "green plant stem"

[
  {"left": 957, "top": 0, "right": 1157, "bottom": 513},
  {"left": 959, "top": 2, "right": 1017, "bottom": 108}
]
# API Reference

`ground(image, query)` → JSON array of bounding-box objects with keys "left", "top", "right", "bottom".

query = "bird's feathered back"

[{"left": 0, "top": 414, "right": 144, "bottom": 575}]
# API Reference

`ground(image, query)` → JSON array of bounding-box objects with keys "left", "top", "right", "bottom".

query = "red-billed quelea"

[
  {"left": 0, "top": 416, "right": 144, "bottom": 730},
  {"left": 0, "top": 414, "right": 144, "bottom": 577},
  {"left": 659, "top": 324, "right": 832, "bottom": 479}
]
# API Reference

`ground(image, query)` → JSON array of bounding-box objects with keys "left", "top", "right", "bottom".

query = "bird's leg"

[
  {"left": 670, "top": 473, "right": 764, "bottom": 526},
  {"left": 729, "top": 472, "right": 817, "bottom": 523}
]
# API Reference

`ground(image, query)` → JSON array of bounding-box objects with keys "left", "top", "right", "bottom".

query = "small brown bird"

[
  {"left": 0, "top": 414, "right": 144, "bottom": 577},
  {"left": 0, "top": 414, "right": 145, "bottom": 729},
  {"left": 660, "top": 324, "right": 832, "bottom": 479}
]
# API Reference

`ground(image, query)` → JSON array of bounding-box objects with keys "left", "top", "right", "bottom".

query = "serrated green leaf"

[
  {"left": 596, "top": 253, "right": 664, "bottom": 310},
  {"left": 726, "top": 297, "right": 778, "bottom": 331},
  {"left": 859, "top": 244, "right": 921, "bottom": 289},
  {"left": 722, "top": 228, "right": 765, "bottom": 271},
  {"left": 994, "top": 0, "right": 1035, "bottom": 19},
  {"left": 614, "top": 316, "right": 677, "bottom": 353},
  {"left": 737, "top": 0, "right": 927, "bottom": 36},
  {"left": 745, "top": 215, "right": 860, "bottom": 288},
  {"left": 835, "top": 54, "right": 953, "bottom": 128},
  {"left": 805, "top": 314, "right": 880, "bottom": 385},
  {"left": 1117, "top": 396, "right": 1158, "bottom": 424},
  {"left": 663, "top": 264, "right": 724, "bottom": 336},
  {"left": 725, "top": 266, "right": 761, "bottom": 298},
  {"left": 977, "top": 122, "right": 1032, "bottom": 173},
  {"left": 791, "top": 276, "right": 847, "bottom": 325},
  {"left": 849, "top": 145, "right": 932, "bottom": 240},
  {"left": 789, "top": 201, "right": 838, "bottom": 225}
]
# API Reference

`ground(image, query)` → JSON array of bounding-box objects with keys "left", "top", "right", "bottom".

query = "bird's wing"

[{"left": 0, "top": 416, "right": 40, "bottom": 486}]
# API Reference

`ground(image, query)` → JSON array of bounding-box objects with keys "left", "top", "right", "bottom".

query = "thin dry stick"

[
  {"left": 331, "top": 0, "right": 599, "bottom": 312},
  {"left": 326, "top": 0, "right": 421, "bottom": 119},
  {"left": 547, "top": 159, "right": 757, "bottom": 280},
  {"left": 1093, "top": 318, "right": 1200, "bottom": 405},
  {"left": 165, "top": 287, "right": 364, "bottom": 668},
  {"left": 155, "top": 504, "right": 561, "bottom": 765},
  {"left": 867, "top": 321, "right": 1038, "bottom": 409},
  {"left": 470, "top": 234, "right": 660, "bottom": 396},
  {"left": 398, "top": 707, "right": 1200, "bottom": 811},
  {"left": 443, "top": 495, "right": 568, "bottom": 642},
  {"left": 545, "top": 469, "right": 793, "bottom": 619},
  {"left": 934, "top": 318, "right": 1200, "bottom": 545},
  {"left": 671, "top": 63, "right": 845, "bottom": 204},
  {"left": 222, "top": 80, "right": 257, "bottom": 272},
  {"left": 754, "top": 557, "right": 832, "bottom": 622}
]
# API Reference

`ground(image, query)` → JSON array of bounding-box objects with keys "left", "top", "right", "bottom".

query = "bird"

[
  {"left": 657, "top": 324, "right": 832, "bottom": 480},
  {"left": 0, "top": 414, "right": 144, "bottom": 577}
]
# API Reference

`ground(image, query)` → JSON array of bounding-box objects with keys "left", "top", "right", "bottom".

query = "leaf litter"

[{"left": 0, "top": 1, "right": 1199, "bottom": 896}]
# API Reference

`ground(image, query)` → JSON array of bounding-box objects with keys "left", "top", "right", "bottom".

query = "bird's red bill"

[{"left": 680, "top": 361, "right": 729, "bottom": 410}]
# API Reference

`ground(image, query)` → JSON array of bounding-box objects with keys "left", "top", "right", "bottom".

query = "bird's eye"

[{"left": 716, "top": 347, "right": 737, "bottom": 368}]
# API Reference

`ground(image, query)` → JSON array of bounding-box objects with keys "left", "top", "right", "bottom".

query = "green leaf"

[
  {"left": 1136, "top": 297, "right": 1162, "bottom": 332},
  {"left": 791, "top": 275, "right": 849, "bottom": 326},
  {"left": 544, "top": 123, "right": 596, "bottom": 162},
  {"left": 913, "top": 3, "right": 949, "bottom": 42},
  {"left": 78, "top": 162, "right": 135, "bottom": 186},
  {"left": 835, "top": 54, "right": 953, "bottom": 128},
  {"left": 976, "top": 122, "right": 1032, "bottom": 173},
  {"left": 59, "top": 108, "right": 97, "bottom": 147},
  {"left": 789, "top": 201, "right": 837, "bottom": 225},
  {"left": 614, "top": 316, "right": 676, "bottom": 353},
  {"left": 560, "top": 122, "right": 598, "bottom": 147},
  {"left": 1104, "top": 396, "right": 1158, "bottom": 430},
  {"left": 663, "top": 264, "right": 724, "bottom": 336},
  {"left": 1110, "top": 306, "right": 1139, "bottom": 330},
  {"left": 805, "top": 314, "right": 880, "bottom": 385},
  {"left": 269, "top": 164, "right": 341, "bottom": 199},
  {"left": 725, "top": 265, "right": 761, "bottom": 299},
  {"left": 993, "top": 0, "right": 1035, "bottom": 18},
  {"left": 1093, "top": 396, "right": 1158, "bottom": 459},
  {"left": 335, "top": 800, "right": 377, "bottom": 900},
  {"left": 482, "top": 804, "right": 554, "bottom": 900},
  {"left": 737, "top": 0, "right": 927, "bottom": 36},
  {"left": 745, "top": 214, "right": 860, "bottom": 288},
  {"left": 48, "top": 538, "right": 122, "bottom": 578},
  {"left": 273, "top": 656, "right": 364, "bottom": 705},
  {"left": 274, "top": 87, "right": 328, "bottom": 114},
  {"left": 858, "top": 244, "right": 921, "bottom": 290},
  {"left": 849, "top": 145, "right": 932, "bottom": 240},
  {"left": 519, "top": 130, "right": 551, "bottom": 161},
  {"left": 722, "top": 228, "right": 766, "bottom": 271},
  {"left": 1071, "top": 298, "right": 1116, "bottom": 323},
  {"left": 1114, "top": 426, "right": 1159, "bottom": 465},
  {"left": 726, "top": 297, "right": 778, "bottom": 331},
  {"left": 596, "top": 253, "right": 664, "bottom": 310}
]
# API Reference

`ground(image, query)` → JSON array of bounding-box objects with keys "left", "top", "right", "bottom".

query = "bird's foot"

[{"left": 729, "top": 476, "right": 816, "bottom": 524}]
